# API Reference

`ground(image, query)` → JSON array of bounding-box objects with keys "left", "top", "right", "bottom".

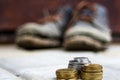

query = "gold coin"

[
  {"left": 56, "top": 68, "right": 77, "bottom": 74},
  {"left": 57, "top": 77, "right": 78, "bottom": 80},
  {"left": 56, "top": 68, "right": 78, "bottom": 79},
  {"left": 82, "top": 79, "right": 102, "bottom": 80},
  {"left": 57, "top": 75, "right": 77, "bottom": 79},
  {"left": 82, "top": 64, "right": 103, "bottom": 72},
  {"left": 81, "top": 71, "right": 103, "bottom": 80}
]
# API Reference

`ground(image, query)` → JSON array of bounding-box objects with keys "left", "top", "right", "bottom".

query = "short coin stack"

[
  {"left": 68, "top": 57, "right": 91, "bottom": 79},
  {"left": 56, "top": 68, "right": 78, "bottom": 80},
  {"left": 81, "top": 64, "right": 103, "bottom": 80}
]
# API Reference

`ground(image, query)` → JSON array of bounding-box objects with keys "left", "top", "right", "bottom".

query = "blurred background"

[
  {"left": 0, "top": 0, "right": 120, "bottom": 43},
  {"left": 0, "top": 0, "right": 120, "bottom": 80}
]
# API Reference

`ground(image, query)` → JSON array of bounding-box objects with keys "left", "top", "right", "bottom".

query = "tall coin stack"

[
  {"left": 81, "top": 64, "right": 103, "bottom": 80},
  {"left": 68, "top": 57, "right": 91, "bottom": 79},
  {"left": 56, "top": 68, "right": 78, "bottom": 80}
]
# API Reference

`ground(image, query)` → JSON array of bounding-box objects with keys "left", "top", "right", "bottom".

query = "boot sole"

[
  {"left": 63, "top": 36, "right": 106, "bottom": 51},
  {"left": 16, "top": 35, "right": 60, "bottom": 49}
]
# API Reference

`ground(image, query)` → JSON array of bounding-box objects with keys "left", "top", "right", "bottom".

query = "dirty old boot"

[
  {"left": 16, "top": 5, "right": 72, "bottom": 49},
  {"left": 63, "top": 1, "right": 111, "bottom": 51}
]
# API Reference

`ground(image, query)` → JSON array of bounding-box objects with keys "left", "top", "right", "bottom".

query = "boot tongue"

[
  {"left": 73, "top": 1, "right": 95, "bottom": 23},
  {"left": 56, "top": 5, "right": 73, "bottom": 28},
  {"left": 58, "top": 5, "right": 72, "bottom": 16},
  {"left": 81, "top": 8, "right": 94, "bottom": 17}
]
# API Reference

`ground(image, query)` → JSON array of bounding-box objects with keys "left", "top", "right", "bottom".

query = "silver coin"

[{"left": 74, "top": 57, "right": 91, "bottom": 64}]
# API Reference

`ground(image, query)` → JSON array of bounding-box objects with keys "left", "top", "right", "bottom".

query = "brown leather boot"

[{"left": 63, "top": 0, "right": 111, "bottom": 51}]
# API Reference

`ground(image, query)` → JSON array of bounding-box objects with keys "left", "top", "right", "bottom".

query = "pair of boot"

[{"left": 16, "top": 0, "right": 111, "bottom": 51}]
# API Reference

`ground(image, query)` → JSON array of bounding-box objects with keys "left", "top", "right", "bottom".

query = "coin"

[
  {"left": 68, "top": 60, "right": 81, "bottom": 70},
  {"left": 74, "top": 57, "right": 91, "bottom": 64},
  {"left": 81, "top": 71, "right": 103, "bottom": 79},
  {"left": 82, "top": 64, "right": 103, "bottom": 72},
  {"left": 57, "top": 77, "right": 78, "bottom": 80},
  {"left": 56, "top": 68, "right": 78, "bottom": 79},
  {"left": 68, "top": 57, "right": 91, "bottom": 69}
]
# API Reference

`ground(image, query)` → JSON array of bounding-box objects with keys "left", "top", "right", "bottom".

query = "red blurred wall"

[{"left": 0, "top": 0, "right": 120, "bottom": 42}]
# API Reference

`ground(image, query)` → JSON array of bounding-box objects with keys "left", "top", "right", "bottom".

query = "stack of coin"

[
  {"left": 81, "top": 64, "right": 103, "bottom": 80},
  {"left": 56, "top": 68, "right": 78, "bottom": 80},
  {"left": 68, "top": 57, "right": 91, "bottom": 78}
]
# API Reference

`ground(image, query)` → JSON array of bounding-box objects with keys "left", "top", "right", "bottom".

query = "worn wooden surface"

[{"left": 0, "top": 0, "right": 120, "bottom": 42}]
